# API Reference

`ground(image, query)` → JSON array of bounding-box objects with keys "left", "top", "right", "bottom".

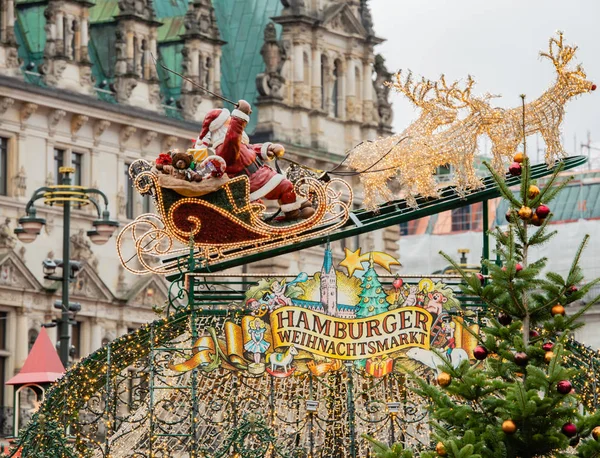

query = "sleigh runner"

[{"left": 117, "top": 159, "right": 352, "bottom": 275}]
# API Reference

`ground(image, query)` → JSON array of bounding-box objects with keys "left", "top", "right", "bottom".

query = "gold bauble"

[
  {"left": 551, "top": 304, "right": 565, "bottom": 316},
  {"left": 435, "top": 442, "right": 448, "bottom": 456},
  {"left": 518, "top": 206, "right": 533, "bottom": 220},
  {"left": 528, "top": 185, "right": 541, "bottom": 198},
  {"left": 502, "top": 419, "right": 517, "bottom": 434},
  {"left": 592, "top": 426, "right": 600, "bottom": 441},
  {"left": 513, "top": 152, "right": 524, "bottom": 163},
  {"left": 545, "top": 351, "right": 555, "bottom": 362},
  {"left": 437, "top": 372, "right": 452, "bottom": 387}
]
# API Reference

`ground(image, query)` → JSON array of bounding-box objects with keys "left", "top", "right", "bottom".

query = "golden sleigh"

[{"left": 117, "top": 159, "right": 353, "bottom": 275}]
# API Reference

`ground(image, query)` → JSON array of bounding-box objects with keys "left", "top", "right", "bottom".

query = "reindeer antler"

[
  {"left": 389, "top": 69, "right": 436, "bottom": 107},
  {"left": 540, "top": 31, "right": 579, "bottom": 73},
  {"left": 434, "top": 74, "right": 476, "bottom": 109}
]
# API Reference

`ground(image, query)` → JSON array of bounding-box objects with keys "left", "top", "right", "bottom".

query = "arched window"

[
  {"left": 355, "top": 66, "right": 361, "bottom": 101},
  {"left": 62, "top": 17, "right": 69, "bottom": 56},
  {"left": 141, "top": 39, "right": 147, "bottom": 79},
  {"left": 28, "top": 329, "right": 38, "bottom": 352},
  {"left": 133, "top": 36, "right": 138, "bottom": 75},
  {"left": 303, "top": 52, "right": 310, "bottom": 84},
  {"left": 198, "top": 52, "right": 203, "bottom": 83},
  {"left": 71, "top": 20, "right": 78, "bottom": 60},
  {"left": 332, "top": 59, "right": 341, "bottom": 117},
  {"left": 320, "top": 54, "right": 328, "bottom": 110},
  {"left": 205, "top": 57, "right": 212, "bottom": 90}
]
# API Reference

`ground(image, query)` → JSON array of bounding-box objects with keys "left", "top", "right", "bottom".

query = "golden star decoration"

[{"left": 339, "top": 248, "right": 401, "bottom": 277}]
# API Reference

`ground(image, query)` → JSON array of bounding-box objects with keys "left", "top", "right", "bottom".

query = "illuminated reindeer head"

[
  {"left": 541, "top": 31, "right": 596, "bottom": 98},
  {"left": 388, "top": 70, "right": 458, "bottom": 126},
  {"left": 441, "top": 75, "right": 504, "bottom": 128}
]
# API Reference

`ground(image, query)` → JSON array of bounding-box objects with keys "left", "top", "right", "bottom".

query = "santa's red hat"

[{"left": 198, "top": 108, "right": 231, "bottom": 143}]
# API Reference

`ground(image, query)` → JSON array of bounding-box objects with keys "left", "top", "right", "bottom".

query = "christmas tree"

[
  {"left": 356, "top": 254, "right": 389, "bottom": 318},
  {"left": 367, "top": 150, "right": 600, "bottom": 457}
]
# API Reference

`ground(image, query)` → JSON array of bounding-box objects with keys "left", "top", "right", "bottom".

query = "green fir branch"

[
  {"left": 529, "top": 163, "right": 567, "bottom": 207},
  {"left": 483, "top": 161, "right": 523, "bottom": 208}
]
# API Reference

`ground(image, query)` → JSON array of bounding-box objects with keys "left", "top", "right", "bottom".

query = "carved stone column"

[
  {"left": 14, "top": 309, "right": 28, "bottom": 369},
  {"left": 362, "top": 59, "right": 375, "bottom": 124},
  {"left": 79, "top": 320, "right": 91, "bottom": 357},
  {"left": 90, "top": 319, "right": 102, "bottom": 352},
  {"left": 311, "top": 47, "right": 321, "bottom": 109}
]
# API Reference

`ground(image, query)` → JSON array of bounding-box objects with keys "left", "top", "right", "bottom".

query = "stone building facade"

[{"left": 0, "top": 0, "right": 397, "bottom": 432}]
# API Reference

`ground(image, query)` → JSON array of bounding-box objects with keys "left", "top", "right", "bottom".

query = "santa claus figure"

[{"left": 196, "top": 100, "right": 314, "bottom": 220}]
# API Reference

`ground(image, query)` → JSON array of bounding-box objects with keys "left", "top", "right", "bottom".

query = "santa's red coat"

[{"left": 215, "top": 112, "right": 300, "bottom": 210}]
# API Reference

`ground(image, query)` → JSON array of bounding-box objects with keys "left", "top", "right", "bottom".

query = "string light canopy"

[{"left": 347, "top": 32, "right": 596, "bottom": 209}]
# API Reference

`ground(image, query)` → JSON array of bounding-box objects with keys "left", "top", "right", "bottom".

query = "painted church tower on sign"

[{"left": 320, "top": 243, "right": 338, "bottom": 316}]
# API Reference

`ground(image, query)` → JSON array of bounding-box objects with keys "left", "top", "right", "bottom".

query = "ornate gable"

[
  {"left": 127, "top": 275, "right": 169, "bottom": 309},
  {"left": 0, "top": 250, "right": 42, "bottom": 291},
  {"left": 322, "top": 4, "right": 367, "bottom": 37},
  {"left": 69, "top": 264, "right": 114, "bottom": 302}
]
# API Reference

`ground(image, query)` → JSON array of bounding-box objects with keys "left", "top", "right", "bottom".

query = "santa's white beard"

[{"left": 211, "top": 123, "right": 249, "bottom": 147}]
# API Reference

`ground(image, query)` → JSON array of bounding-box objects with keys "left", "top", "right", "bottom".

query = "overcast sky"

[{"left": 370, "top": 0, "right": 600, "bottom": 164}]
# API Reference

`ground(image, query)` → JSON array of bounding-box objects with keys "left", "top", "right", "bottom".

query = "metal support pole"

[
  {"left": 59, "top": 171, "right": 72, "bottom": 367},
  {"left": 481, "top": 199, "right": 489, "bottom": 275},
  {"left": 346, "top": 364, "right": 357, "bottom": 458}
]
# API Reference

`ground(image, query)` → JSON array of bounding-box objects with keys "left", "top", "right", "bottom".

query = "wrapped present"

[{"left": 365, "top": 355, "right": 394, "bottom": 378}]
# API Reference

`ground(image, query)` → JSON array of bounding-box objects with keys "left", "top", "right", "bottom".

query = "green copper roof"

[
  {"left": 89, "top": 0, "right": 119, "bottom": 24},
  {"left": 213, "top": 0, "right": 282, "bottom": 133},
  {"left": 154, "top": 0, "right": 188, "bottom": 18},
  {"left": 15, "top": 3, "right": 46, "bottom": 85},
  {"left": 158, "top": 16, "right": 185, "bottom": 42}
]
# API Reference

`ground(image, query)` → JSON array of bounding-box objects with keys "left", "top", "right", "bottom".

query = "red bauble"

[
  {"left": 508, "top": 162, "right": 522, "bottom": 176},
  {"left": 502, "top": 266, "right": 507, "bottom": 272},
  {"left": 392, "top": 277, "right": 403, "bottom": 290},
  {"left": 476, "top": 273, "right": 485, "bottom": 284},
  {"left": 529, "top": 330, "right": 540, "bottom": 338},
  {"left": 498, "top": 313, "right": 512, "bottom": 326},
  {"left": 566, "top": 285, "right": 578, "bottom": 296},
  {"left": 592, "top": 84, "right": 597, "bottom": 91},
  {"left": 542, "top": 342, "right": 554, "bottom": 352},
  {"left": 515, "top": 263, "right": 523, "bottom": 272},
  {"left": 473, "top": 345, "right": 488, "bottom": 361},
  {"left": 536, "top": 205, "right": 550, "bottom": 219},
  {"left": 557, "top": 380, "right": 573, "bottom": 394},
  {"left": 514, "top": 352, "right": 528, "bottom": 366},
  {"left": 562, "top": 423, "right": 578, "bottom": 438}
]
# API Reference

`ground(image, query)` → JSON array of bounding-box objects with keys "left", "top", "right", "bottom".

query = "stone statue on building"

[
  {"left": 70, "top": 228, "right": 96, "bottom": 267},
  {"left": 118, "top": 0, "right": 154, "bottom": 21},
  {"left": 43, "top": 6, "right": 58, "bottom": 58},
  {"left": 281, "top": 0, "right": 305, "bottom": 15},
  {"left": 373, "top": 54, "right": 393, "bottom": 127},
  {"left": 0, "top": 218, "right": 16, "bottom": 250},
  {"left": 256, "top": 23, "right": 286, "bottom": 99},
  {"left": 114, "top": 29, "right": 127, "bottom": 76}
]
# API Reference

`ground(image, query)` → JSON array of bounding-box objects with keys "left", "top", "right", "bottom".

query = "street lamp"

[{"left": 14, "top": 166, "right": 119, "bottom": 366}]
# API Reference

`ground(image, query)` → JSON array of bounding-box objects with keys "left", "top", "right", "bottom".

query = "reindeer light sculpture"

[
  {"left": 347, "top": 71, "right": 464, "bottom": 208},
  {"left": 484, "top": 31, "right": 596, "bottom": 171},
  {"left": 350, "top": 32, "right": 594, "bottom": 209}
]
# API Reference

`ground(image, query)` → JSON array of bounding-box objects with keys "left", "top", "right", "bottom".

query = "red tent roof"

[{"left": 6, "top": 328, "right": 65, "bottom": 386}]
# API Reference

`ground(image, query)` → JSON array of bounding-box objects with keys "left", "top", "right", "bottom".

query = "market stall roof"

[{"left": 6, "top": 328, "right": 65, "bottom": 386}]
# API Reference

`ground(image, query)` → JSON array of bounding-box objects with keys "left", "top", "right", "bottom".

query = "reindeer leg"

[{"left": 540, "top": 128, "right": 564, "bottom": 166}]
